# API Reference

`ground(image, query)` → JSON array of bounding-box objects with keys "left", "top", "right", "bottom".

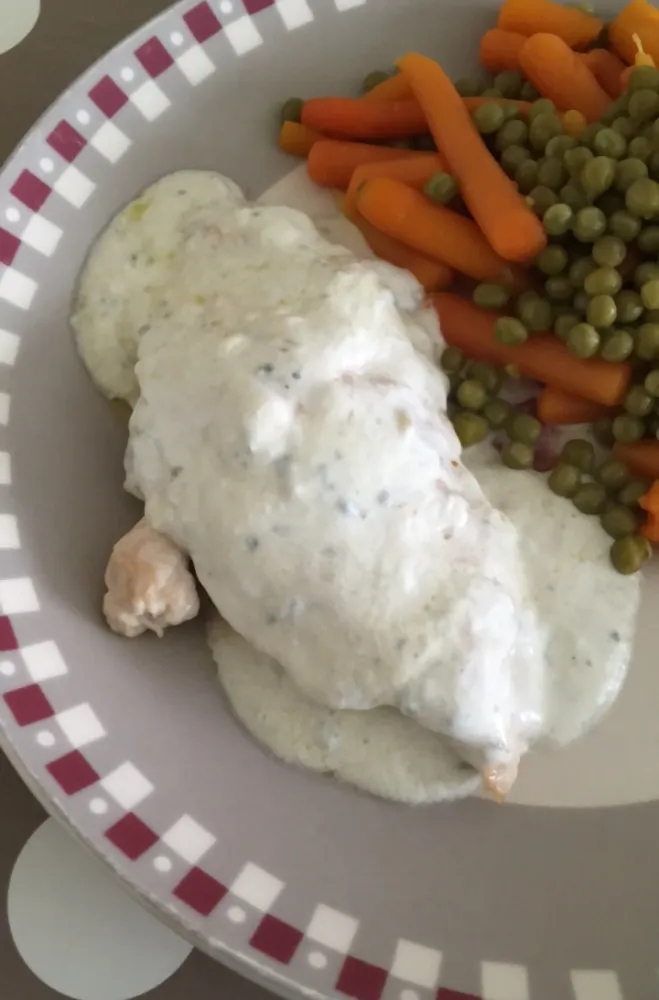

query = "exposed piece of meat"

[{"left": 103, "top": 518, "right": 199, "bottom": 638}]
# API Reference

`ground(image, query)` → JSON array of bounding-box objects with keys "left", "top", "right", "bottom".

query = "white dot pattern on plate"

[
  {"left": 154, "top": 856, "right": 173, "bottom": 873},
  {"left": 227, "top": 906, "right": 247, "bottom": 924},
  {"left": 0, "top": 660, "right": 15, "bottom": 676},
  {"left": 308, "top": 951, "right": 328, "bottom": 969},
  {"left": 120, "top": 67, "right": 135, "bottom": 82},
  {"left": 5, "top": 207, "right": 20, "bottom": 222},
  {"left": 76, "top": 110, "right": 91, "bottom": 125},
  {"left": 89, "top": 798, "right": 109, "bottom": 816},
  {"left": 36, "top": 730, "right": 55, "bottom": 747},
  {"left": 400, "top": 990, "right": 420, "bottom": 1000},
  {"left": 170, "top": 30, "right": 184, "bottom": 45}
]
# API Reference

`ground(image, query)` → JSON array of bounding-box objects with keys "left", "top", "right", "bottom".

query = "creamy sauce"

[{"left": 72, "top": 170, "right": 641, "bottom": 796}]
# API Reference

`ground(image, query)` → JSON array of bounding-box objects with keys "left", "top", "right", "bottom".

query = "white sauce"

[{"left": 72, "top": 170, "right": 641, "bottom": 799}]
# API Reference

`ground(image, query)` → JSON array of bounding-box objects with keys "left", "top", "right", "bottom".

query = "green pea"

[
  {"left": 545, "top": 276, "right": 574, "bottom": 301},
  {"left": 645, "top": 369, "right": 659, "bottom": 397},
  {"left": 455, "top": 76, "right": 484, "bottom": 98},
  {"left": 614, "top": 157, "right": 648, "bottom": 195},
  {"left": 528, "top": 185, "right": 559, "bottom": 217},
  {"left": 500, "top": 100, "right": 523, "bottom": 122},
  {"left": 562, "top": 438, "right": 595, "bottom": 473},
  {"left": 587, "top": 294, "right": 617, "bottom": 329},
  {"left": 585, "top": 266, "right": 623, "bottom": 297},
  {"left": 624, "top": 384, "right": 654, "bottom": 416},
  {"left": 565, "top": 146, "right": 594, "bottom": 178},
  {"left": 592, "top": 236, "right": 626, "bottom": 270},
  {"left": 610, "top": 535, "right": 651, "bottom": 574},
  {"left": 537, "top": 157, "right": 568, "bottom": 190},
  {"left": 440, "top": 346, "right": 464, "bottom": 374},
  {"left": 452, "top": 411, "right": 490, "bottom": 448},
  {"left": 542, "top": 203, "right": 573, "bottom": 237},
  {"left": 628, "top": 136, "right": 653, "bottom": 163},
  {"left": 593, "top": 417, "right": 615, "bottom": 446},
  {"left": 536, "top": 244, "right": 569, "bottom": 275},
  {"left": 618, "top": 479, "right": 649, "bottom": 506},
  {"left": 598, "top": 191, "right": 626, "bottom": 217},
  {"left": 495, "top": 316, "right": 528, "bottom": 345},
  {"left": 516, "top": 159, "right": 539, "bottom": 194},
  {"left": 601, "top": 505, "right": 640, "bottom": 539},
  {"left": 573, "top": 482, "right": 607, "bottom": 515},
  {"left": 635, "top": 262, "right": 659, "bottom": 288},
  {"left": 456, "top": 378, "right": 488, "bottom": 411},
  {"left": 612, "top": 116, "right": 635, "bottom": 141},
  {"left": 492, "top": 71, "right": 522, "bottom": 98},
  {"left": 507, "top": 412, "right": 542, "bottom": 445},
  {"left": 626, "top": 177, "right": 659, "bottom": 218},
  {"left": 554, "top": 312, "right": 580, "bottom": 340},
  {"left": 548, "top": 463, "right": 582, "bottom": 498},
  {"left": 500, "top": 145, "right": 531, "bottom": 176},
  {"left": 473, "top": 283, "right": 510, "bottom": 310},
  {"left": 280, "top": 97, "right": 305, "bottom": 124},
  {"left": 628, "top": 65, "right": 659, "bottom": 91},
  {"left": 641, "top": 279, "right": 659, "bottom": 310},
  {"left": 530, "top": 113, "right": 563, "bottom": 152},
  {"left": 637, "top": 225, "right": 659, "bottom": 253},
  {"left": 580, "top": 123, "right": 605, "bottom": 149},
  {"left": 483, "top": 397, "right": 512, "bottom": 429},
  {"left": 574, "top": 206, "right": 607, "bottom": 243},
  {"left": 425, "top": 172, "right": 458, "bottom": 204},
  {"left": 635, "top": 322, "right": 659, "bottom": 359},
  {"left": 593, "top": 127, "right": 627, "bottom": 160},
  {"left": 560, "top": 179, "right": 590, "bottom": 212},
  {"left": 520, "top": 81, "right": 539, "bottom": 101},
  {"left": 473, "top": 102, "right": 505, "bottom": 134},
  {"left": 527, "top": 98, "right": 557, "bottom": 121},
  {"left": 501, "top": 440, "right": 534, "bottom": 470},
  {"left": 567, "top": 321, "right": 601, "bottom": 357},
  {"left": 601, "top": 94, "right": 631, "bottom": 126},
  {"left": 547, "top": 135, "right": 578, "bottom": 158},
  {"left": 613, "top": 413, "right": 646, "bottom": 442},
  {"left": 629, "top": 88, "right": 659, "bottom": 123},
  {"left": 609, "top": 209, "right": 642, "bottom": 242},
  {"left": 517, "top": 293, "right": 552, "bottom": 331},
  {"left": 581, "top": 156, "right": 616, "bottom": 198},
  {"left": 649, "top": 150, "right": 659, "bottom": 181},
  {"left": 573, "top": 289, "right": 590, "bottom": 314},
  {"left": 615, "top": 289, "right": 644, "bottom": 324},
  {"left": 496, "top": 119, "right": 528, "bottom": 151},
  {"left": 569, "top": 256, "right": 597, "bottom": 289},
  {"left": 600, "top": 328, "right": 634, "bottom": 362},
  {"left": 481, "top": 87, "right": 504, "bottom": 98},
  {"left": 646, "top": 309, "right": 659, "bottom": 322}
]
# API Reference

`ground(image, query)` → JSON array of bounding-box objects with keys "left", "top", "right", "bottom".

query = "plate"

[{"left": 0, "top": 2, "right": 658, "bottom": 998}]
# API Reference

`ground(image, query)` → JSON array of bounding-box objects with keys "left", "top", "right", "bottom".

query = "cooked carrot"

[
  {"left": 578, "top": 49, "right": 627, "bottom": 98},
  {"left": 434, "top": 294, "right": 632, "bottom": 406},
  {"left": 537, "top": 386, "right": 615, "bottom": 425},
  {"left": 562, "top": 109, "right": 587, "bottom": 137},
  {"left": 363, "top": 73, "right": 414, "bottom": 102},
  {"left": 345, "top": 154, "right": 446, "bottom": 213},
  {"left": 356, "top": 178, "right": 522, "bottom": 287},
  {"left": 301, "top": 98, "right": 427, "bottom": 140},
  {"left": 340, "top": 198, "right": 453, "bottom": 292},
  {"left": 307, "top": 140, "right": 422, "bottom": 189},
  {"left": 610, "top": 0, "right": 659, "bottom": 68},
  {"left": 398, "top": 53, "right": 547, "bottom": 263},
  {"left": 518, "top": 34, "right": 611, "bottom": 121},
  {"left": 278, "top": 121, "right": 323, "bottom": 157},
  {"left": 462, "top": 97, "right": 532, "bottom": 117},
  {"left": 613, "top": 440, "right": 659, "bottom": 481},
  {"left": 479, "top": 28, "right": 527, "bottom": 72},
  {"left": 498, "top": 0, "right": 604, "bottom": 49},
  {"left": 639, "top": 481, "right": 659, "bottom": 542}
]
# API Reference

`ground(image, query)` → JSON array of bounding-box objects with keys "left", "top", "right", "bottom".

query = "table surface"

[{"left": 0, "top": 3, "right": 276, "bottom": 997}]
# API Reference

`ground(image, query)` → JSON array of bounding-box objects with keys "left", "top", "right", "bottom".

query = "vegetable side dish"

[{"left": 71, "top": 0, "right": 653, "bottom": 805}]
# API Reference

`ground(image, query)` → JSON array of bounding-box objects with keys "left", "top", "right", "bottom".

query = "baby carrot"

[
  {"left": 356, "top": 178, "right": 520, "bottom": 287},
  {"left": 613, "top": 441, "right": 659, "bottom": 481},
  {"left": 498, "top": 0, "right": 604, "bottom": 49},
  {"left": 479, "top": 28, "right": 527, "bottom": 73},
  {"left": 340, "top": 198, "right": 454, "bottom": 292},
  {"left": 537, "top": 386, "right": 615, "bottom": 425},
  {"left": 398, "top": 52, "right": 547, "bottom": 263},
  {"left": 278, "top": 121, "right": 323, "bottom": 157},
  {"left": 610, "top": 0, "right": 659, "bottom": 68},
  {"left": 578, "top": 49, "right": 627, "bottom": 98},
  {"left": 301, "top": 98, "right": 427, "bottom": 140},
  {"left": 307, "top": 140, "right": 421, "bottom": 189},
  {"left": 345, "top": 154, "right": 446, "bottom": 213},
  {"left": 518, "top": 34, "right": 611, "bottom": 121},
  {"left": 363, "top": 73, "right": 414, "bottom": 102},
  {"left": 433, "top": 294, "right": 632, "bottom": 406}
]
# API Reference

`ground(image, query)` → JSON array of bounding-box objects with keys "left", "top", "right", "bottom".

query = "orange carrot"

[
  {"left": 301, "top": 98, "right": 427, "bottom": 140},
  {"left": 363, "top": 73, "right": 414, "bottom": 102},
  {"left": 610, "top": 0, "right": 659, "bottom": 68},
  {"left": 479, "top": 28, "right": 527, "bottom": 72},
  {"left": 498, "top": 0, "right": 604, "bottom": 49},
  {"left": 345, "top": 154, "right": 446, "bottom": 213},
  {"left": 613, "top": 440, "right": 659, "bottom": 481},
  {"left": 462, "top": 97, "right": 532, "bottom": 117},
  {"left": 578, "top": 49, "right": 627, "bottom": 98},
  {"left": 434, "top": 294, "right": 632, "bottom": 406},
  {"left": 307, "top": 140, "right": 422, "bottom": 189},
  {"left": 639, "top": 481, "right": 659, "bottom": 542},
  {"left": 562, "top": 109, "right": 587, "bottom": 137},
  {"left": 278, "top": 121, "right": 323, "bottom": 157},
  {"left": 537, "top": 386, "right": 615, "bottom": 425},
  {"left": 518, "top": 34, "right": 611, "bottom": 121},
  {"left": 398, "top": 53, "right": 547, "bottom": 263},
  {"left": 340, "top": 198, "right": 453, "bottom": 292},
  {"left": 356, "top": 178, "right": 522, "bottom": 287}
]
